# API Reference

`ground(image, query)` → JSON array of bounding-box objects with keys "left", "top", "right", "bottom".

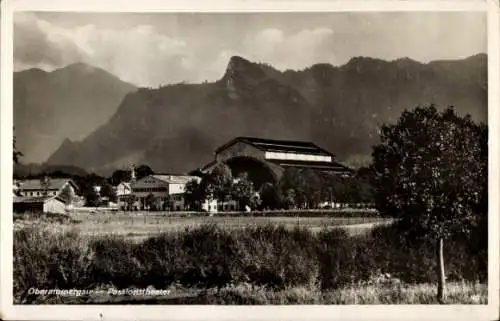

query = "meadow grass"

[
  {"left": 13, "top": 215, "right": 487, "bottom": 305},
  {"left": 211, "top": 281, "right": 487, "bottom": 305},
  {"left": 14, "top": 210, "right": 391, "bottom": 240}
]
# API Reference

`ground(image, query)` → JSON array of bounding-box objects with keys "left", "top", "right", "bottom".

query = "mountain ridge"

[
  {"left": 14, "top": 62, "right": 137, "bottom": 164},
  {"left": 43, "top": 53, "right": 487, "bottom": 175}
]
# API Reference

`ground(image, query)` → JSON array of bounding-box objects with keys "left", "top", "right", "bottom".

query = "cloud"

[
  {"left": 66, "top": 23, "right": 192, "bottom": 86},
  {"left": 14, "top": 13, "right": 84, "bottom": 71},
  {"left": 243, "top": 27, "right": 336, "bottom": 70},
  {"left": 14, "top": 13, "right": 198, "bottom": 86},
  {"left": 13, "top": 12, "right": 485, "bottom": 87},
  {"left": 14, "top": 13, "right": 340, "bottom": 86}
]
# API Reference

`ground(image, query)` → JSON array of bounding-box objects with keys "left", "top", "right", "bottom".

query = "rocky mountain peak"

[
  {"left": 221, "top": 56, "right": 269, "bottom": 99},
  {"left": 223, "top": 56, "right": 267, "bottom": 80},
  {"left": 37, "top": 54, "right": 486, "bottom": 174}
]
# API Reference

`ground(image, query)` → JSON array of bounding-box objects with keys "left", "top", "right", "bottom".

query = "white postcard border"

[{"left": 1, "top": 1, "right": 498, "bottom": 320}]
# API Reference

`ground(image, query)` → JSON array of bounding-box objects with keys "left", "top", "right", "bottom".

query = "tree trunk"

[{"left": 436, "top": 237, "right": 446, "bottom": 304}]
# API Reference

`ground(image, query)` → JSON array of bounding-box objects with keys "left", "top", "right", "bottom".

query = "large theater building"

[{"left": 201, "top": 137, "right": 352, "bottom": 189}]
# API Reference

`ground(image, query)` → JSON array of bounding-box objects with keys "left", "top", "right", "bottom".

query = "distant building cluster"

[{"left": 13, "top": 137, "right": 353, "bottom": 214}]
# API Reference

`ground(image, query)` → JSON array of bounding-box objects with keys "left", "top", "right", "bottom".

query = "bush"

[
  {"left": 135, "top": 233, "right": 184, "bottom": 289},
  {"left": 89, "top": 236, "right": 144, "bottom": 289},
  {"left": 177, "top": 224, "right": 244, "bottom": 289},
  {"left": 14, "top": 220, "right": 487, "bottom": 303},
  {"left": 367, "top": 221, "right": 488, "bottom": 284},
  {"left": 317, "top": 228, "right": 357, "bottom": 289},
  {"left": 14, "top": 227, "right": 94, "bottom": 304},
  {"left": 238, "top": 225, "right": 318, "bottom": 289}
]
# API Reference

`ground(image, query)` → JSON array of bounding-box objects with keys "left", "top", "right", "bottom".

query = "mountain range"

[
  {"left": 14, "top": 63, "right": 137, "bottom": 164},
  {"left": 16, "top": 54, "right": 487, "bottom": 175}
]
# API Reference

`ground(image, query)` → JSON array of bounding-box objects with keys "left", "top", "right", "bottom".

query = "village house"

[
  {"left": 16, "top": 178, "right": 80, "bottom": 198},
  {"left": 115, "top": 181, "right": 133, "bottom": 209},
  {"left": 131, "top": 174, "right": 201, "bottom": 211},
  {"left": 13, "top": 178, "right": 81, "bottom": 214},
  {"left": 13, "top": 195, "right": 68, "bottom": 214},
  {"left": 116, "top": 181, "right": 132, "bottom": 199}
]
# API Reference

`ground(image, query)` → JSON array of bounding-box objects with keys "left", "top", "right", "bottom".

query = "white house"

[
  {"left": 115, "top": 182, "right": 133, "bottom": 208},
  {"left": 16, "top": 178, "right": 79, "bottom": 199},
  {"left": 116, "top": 182, "right": 132, "bottom": 198},
  {"left": 13, "top": 194, "right": 70, "bottom": 214},
  {"left": 131, "top": 174, "right": 200, "bottom": 211}
]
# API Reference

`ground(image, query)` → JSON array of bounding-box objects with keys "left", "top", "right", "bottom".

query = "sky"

[{"left": 14, "top": 11, "right": 486, "bottom": 87}]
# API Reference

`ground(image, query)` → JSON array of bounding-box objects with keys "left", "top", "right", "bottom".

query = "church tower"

[{"left": 130, "top": 164, "right": 136, "bottom": 183}]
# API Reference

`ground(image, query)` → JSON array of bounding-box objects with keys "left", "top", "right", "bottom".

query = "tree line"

[{"left": 184, "top": 164, "right": 373, "bottom": 212}]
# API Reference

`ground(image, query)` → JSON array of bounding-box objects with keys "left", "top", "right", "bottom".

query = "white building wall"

[
  {"left": 264, "top": 151, "right": 332, "bottom": 163},
  {"left": 43, "top": 199, "right": 66, "bottom": 214},
  {"left": 169, "top": 183, "right": 185, "bottom": 195},
  {"left": 202, "top": 199, "right": 218, "bottom": 213},
  {"left": 116, "top": 183, "right": 131, "bottom": 196},
  {"left": 132, "top": 178, "right": 169, "bottom": 198}
]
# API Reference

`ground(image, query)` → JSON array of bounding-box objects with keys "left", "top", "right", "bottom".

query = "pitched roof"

[
  {"left": 267, "top": 159, "right": 353, "bottom": 173},
  {"left": 17, "top": 178, "right": 78, "bottom": 191},
  {"left": 13, "top": 195, "right": 66, "bottom": 204},
  {"left": 215, "top": 137, "right": 334, "bottom": 157},
  {"left": 118, "top": 182, "right": 131, "bottom": 189},
  {"left": 200, "top": 160, "right": 217, "bottom": 172}
]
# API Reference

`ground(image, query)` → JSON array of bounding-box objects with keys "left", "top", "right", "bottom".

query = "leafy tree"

[
  {"left": 259, "top": 182, "right": 282, "bottom": 210},
  {"left": 209, "top": 163, "right": 234, "bottom": 210},
  {"left": 135, "top": 164, "right": 154, "bottom": 180},
  {"left": 58, "top": 183, "right": 75, "bottom": 205},
  {"left": 301, "top": 169, "right": 322, "bottom": 208},
  {"left": 232, "top": 172, "right": 256, "bottom": 211},
  {"left": 155, "top": 197, "right": 164, "bottom": 211},
  {"left": 145, "top": 193, "right": 156, "bottom": 211},
  {"left": 371, "top": 105, "right": 486, "bottom": 303},
  {"left": 355, "top": 168, "right": 375, "bottom": 206},
  {"left": 341, "top": 176, "right": 361, "bottom": 206},
  {"left": 109, "top": 169, "right": 131, "bottom": 185},
  {"left": 75, "top": 173, "right": 106, "bottom": 188},
  {"left": 13, "top": 134, "right": 23, "bottom": 165},
  {"left": 83, "top": 185, "right": 100, "bottom": 207},
  {"left": 282, "top": 188, "right": 296, "bottom": 210},
  {"left": 320, "top": 173, "right": 366, "bottom": 207},
  {"left": 279, "top": 168, "right": 306, "bottom": 209},
  {"left": 100, "top": 182, "right": 117, "bottom": 203},
  {"left": 199, "top": 176, "right": 216, "bottom": 207},
  {"left": 185, "top": 179, "right": 205, "bottom": 211},
  {"left": 162, "top": 195, "right": 175, "bottom": 211},
  {"left": 278, "top": 168, "right": 324, "bottom": 209},
  {"left": 74, "top": 173, "right": 105, "bottom": 207},
  {"left": 320, "top": 184, "right": 334, "bottom": 207},
  {"left": 124, "top": 194, "right": 138, "bottom": 211}
]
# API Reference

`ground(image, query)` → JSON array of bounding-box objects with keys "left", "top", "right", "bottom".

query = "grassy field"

[
  {"left": 208, "top": 281, "right": 487, "bottom": 305},
  {"left": 13, "top": 211, "right": 486, "bottom": 305},
  {"left": 14, "top": 211, "right": 393, "bottom": 241},
  {"left": 39, "top": 282, "right": 487, "bottom": 305}
]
